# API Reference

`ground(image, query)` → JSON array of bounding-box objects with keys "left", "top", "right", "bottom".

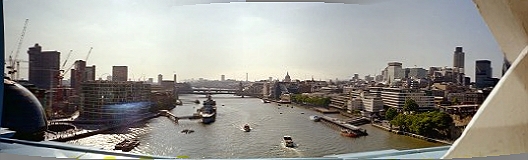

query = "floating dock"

[{"left": 319, "top": 116, "right": 368, "bottom": 136}]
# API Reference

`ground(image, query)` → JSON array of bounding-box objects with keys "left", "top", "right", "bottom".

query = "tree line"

[
  {"left": 290, "top": 94, "right": 331, "bottom": 107},
  {"left": 385, "top": 99, "right": 454, "bottom": 139}
]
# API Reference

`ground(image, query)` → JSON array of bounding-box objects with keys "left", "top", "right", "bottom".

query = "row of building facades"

[
  {"left": 251, "top": 47, "right": 501, "bottom": 119},
  {"left": 17, "top": 44, "right": 502, "bottom": 122},
  {"left": 15, "top": 43, "right": 183, "bottom": 122}
]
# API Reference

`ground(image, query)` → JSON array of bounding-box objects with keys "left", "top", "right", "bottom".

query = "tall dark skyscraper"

[
  {"left": 453, "top": 47, "right": 465, "bottom": 72},
  {"left": 475, "top": 60, "right": 492, "bottom": 88},
  {"left": 453, "top": 47, "right": 465, "bottom": 85},
  {"left": 28, "top": 43, "right": 60, "bottom": 89}
]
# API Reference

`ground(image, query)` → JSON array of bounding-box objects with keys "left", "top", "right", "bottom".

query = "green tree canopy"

[
  {"left": 390, "top": 114, "right": 408, "bottom": 131},
  {"left": 385, "top": 107, "right": 398, "bottom": 121},
  {"left": 403, "top": 98, "right": 419, "bottom": 114}
]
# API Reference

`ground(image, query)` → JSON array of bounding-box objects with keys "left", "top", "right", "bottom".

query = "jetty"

[
  {"left": 319, "top": 116, "right": 368, "bottom": 136},
  {"left": 159, "top": 110, "right": 201, "bottom": 124}
]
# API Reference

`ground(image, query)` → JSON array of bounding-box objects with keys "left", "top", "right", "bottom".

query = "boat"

[
  {"left": 114, "top": 139, "right": 140, "bottom": 152},
  {"left": 199, "top": 95, "right": 217, "bottom": 124},
  {"left": 283, "top": 136, "right": 295, "bottom": 148},
  {"left": 309, "top": 115, "right": 321, "bottom": 122},
  {"left": 194, "top": 100, "right": 200, "bottom": 104},
  {"left": 121, "top": 140, "right": 140, "bottom": 152},
  {"left": 262, "top": 99, "right": 271, "bottom": 103},
  {"left": 340, "top": 129, "right": 357, "bottom": 137},
  {"left": 181, "top": 129, "right": 194, "bottom": 134},
  {"left": 243, "top": 124, "right": 251, "bottom": 132},
  {"left": 114, "top": 139, "right": 129, "bottom": 150}
]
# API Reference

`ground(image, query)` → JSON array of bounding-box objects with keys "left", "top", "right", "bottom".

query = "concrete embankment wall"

[{"left": 371, "top": 123, "right": 452, "bottom": 145}]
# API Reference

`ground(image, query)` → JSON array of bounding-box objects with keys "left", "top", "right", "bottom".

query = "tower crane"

[
  {"left": 6, "top": 19, "right": 29, "bottom": 80},
  {"left": 85, "top": 47, "right": 93, "bottom": 62},
  {"left": 63, "top": 47, "right": 92, "bottom": 76},
  {"left": 57, "top": 50, "right": 74, "bottom": 87}
]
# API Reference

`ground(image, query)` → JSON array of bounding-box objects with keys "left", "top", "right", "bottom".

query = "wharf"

[
  {"left": 50, "top": 114, "right": 159, "bottom": 142},
  {"left": 319, "top": 116, "right": 368, "bottom": 136},
  {"left": 159, "top": 110, "right": 201, "bottom": 124},
  {"left": 313, "top": 108, "right": 340, "bottom": 114}
]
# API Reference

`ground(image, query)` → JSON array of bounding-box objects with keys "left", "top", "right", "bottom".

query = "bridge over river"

[{"left": 184, "top": 87, "right": 261, "bottom": 97}]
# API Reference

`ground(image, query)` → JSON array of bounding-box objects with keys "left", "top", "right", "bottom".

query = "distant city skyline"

[{"left": 4, "top": 0, "right": 503, "bottom": 82}]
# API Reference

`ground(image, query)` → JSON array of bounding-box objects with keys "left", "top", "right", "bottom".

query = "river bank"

[{"left": 371, "top": 123, "right": 453, "bottom": 145}]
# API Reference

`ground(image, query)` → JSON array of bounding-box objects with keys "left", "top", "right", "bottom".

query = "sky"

[{"left": 3, "top": 0, "right": 504, "bottom": 82}]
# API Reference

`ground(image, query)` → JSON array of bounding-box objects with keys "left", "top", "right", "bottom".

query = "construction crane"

[
  {"left": 85, "top": 47, "right": 93, "bottom": 62},
  {"left": 15, "top": 60, "right": 29, "bottom": 80},
  {"left": 57, "top": 50, "right": 74, "bottom": 87},
  {"left": 7, "top": 19, "right": 29, "bottom": 80},
  {"left": 61, "top": 50, "right": 74, "bottom": 71},
  {"left": 57, "top": 47, "right": 92, "bottom": 88}
]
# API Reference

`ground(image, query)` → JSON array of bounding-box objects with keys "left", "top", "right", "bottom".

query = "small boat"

[
  {"left": 114, "top": 139, "right": 130, "bottom": 150},
  {"left": 115, "top": 139, "right": 140, "bottom": 152},
  {"left": 243, "top": 124, "right": 251, "bottom": 132},
  {"left": 181, "top": 129, "right": 194, "bottom": 134},
  {"left": 309, "top": 115, "right": 321, "bottom": 122},
  {"left": 340, "top": 129, "right": 357, "bottom": 137},
  {"left": 194, "top": 100, "right": 200, "bottom": 104},
  {"left": 121, "top": 140, "right": 140, "bottom": 152},
  {"left": 262, "top": 100, "right": 271, "bottom": 103},
  {"left": 283, "top": 136, "right": 295, "bottom": 148}
]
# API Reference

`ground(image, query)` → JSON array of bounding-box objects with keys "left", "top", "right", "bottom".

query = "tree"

[
  {"left": 385, "top": 107, "right": 398, "bottom": 121},
  {"left": 431, "top": 111, "right": 454, "bottom": 131},
  {"left": 403, "top": 98, "right": 419, "bottom": 114},
  {"left": 390, "top": 114, "right": 407, "bottom": 131}
]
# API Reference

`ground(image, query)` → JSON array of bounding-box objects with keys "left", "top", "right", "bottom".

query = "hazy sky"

[{"left": 4, "top": 0, "right": 504, "bottom": 82}]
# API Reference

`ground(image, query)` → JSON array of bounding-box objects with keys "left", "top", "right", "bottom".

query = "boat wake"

[{"left": 280, "top": 142, "right": 304, "bottom": 157}]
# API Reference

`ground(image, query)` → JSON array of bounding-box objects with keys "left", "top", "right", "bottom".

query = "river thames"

[{"left": 67, "top": 94, "right": 444, "bottom": 159}]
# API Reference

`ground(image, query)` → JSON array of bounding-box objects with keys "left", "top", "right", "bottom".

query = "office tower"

[
  {"left": 85, "top": 65, "right": 96, "bottom": 81},
  {"left": 112, "top": 66, "right": 128, "bottom": 82},
  {"left": 453, "top": 47, "right": 465, "bottom": 85},
  {"left": 453, "top": 47, "right": 465, "bottom": 73},
  {"left": 387, "top": 62, "right": 403, "bottom": 85},
  {"left": 475, "top": 60, "right": 492, "bottom": 88},
  {"left": 71, "top": 60, "right": 87, "bottom": 93},
  {"left": 28, "top": 43, "right": 60, "bottom": 89}
]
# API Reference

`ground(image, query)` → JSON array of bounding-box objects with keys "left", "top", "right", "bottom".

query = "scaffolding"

[{"left": 80, "top": 81, "right": 151, "bottom": 121}]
